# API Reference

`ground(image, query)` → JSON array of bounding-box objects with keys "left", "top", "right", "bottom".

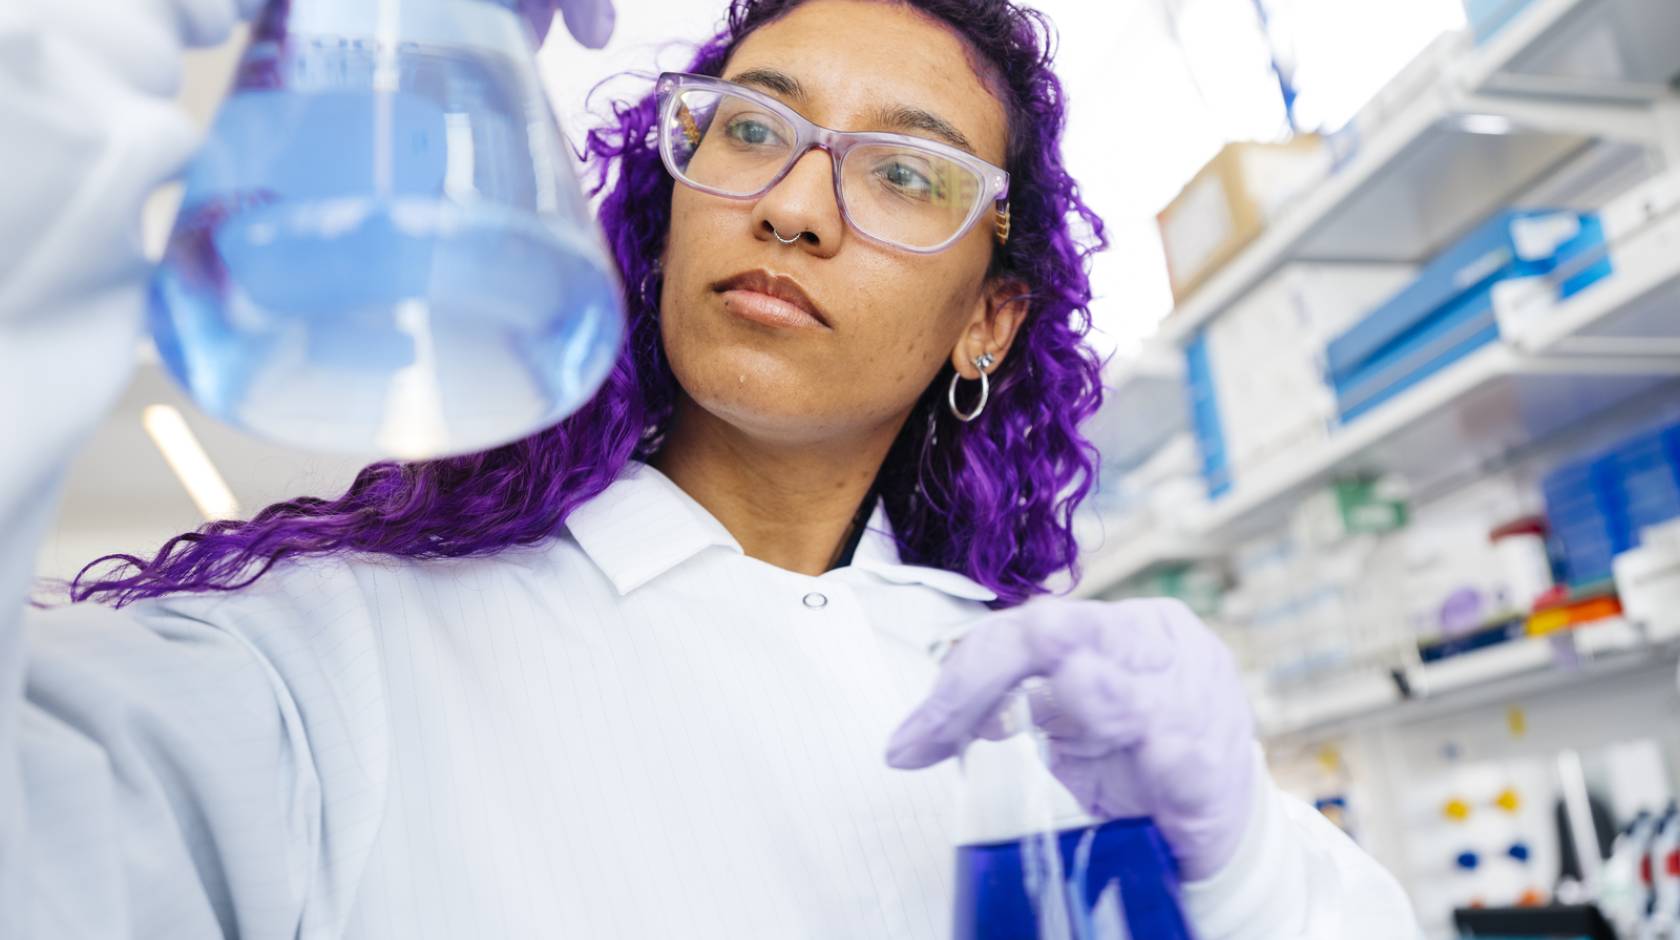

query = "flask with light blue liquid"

[{"left": 150, "top": 0, "right": 623, "bottom": 458}]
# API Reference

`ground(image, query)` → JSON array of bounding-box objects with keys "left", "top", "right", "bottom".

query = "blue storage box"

[
  {"left": 1184, "top": 332, "right": 1231, "bottom": 499},
  {"left": 1543, "top": 418, "right": 1680, "bottom": 585},
  {"left": 1327, "top": 209, "right": 1611, "bottom": 424},
  {"left": 1543, "top": 461, "right": 1624, "bottom": 586}
]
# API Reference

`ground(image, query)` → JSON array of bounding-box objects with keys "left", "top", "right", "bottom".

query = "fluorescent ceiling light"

[{"left": 141, "top": 404, "right": 241, "bottom": 520}]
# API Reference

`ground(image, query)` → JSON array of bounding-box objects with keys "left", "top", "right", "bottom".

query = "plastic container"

[
  {"left": 1489, "top": 516, "right": 1554, "bottom": 614},
  {"left": 1614, "top": 538, "right": 1680, "bottom": 642}
]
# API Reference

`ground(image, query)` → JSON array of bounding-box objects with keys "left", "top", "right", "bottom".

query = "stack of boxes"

[
  {"left": 1325, "top": 209, "right": 1612, "bottom": 424},
  {"left": 1544, "top": 418, "right": 1680, "bottom": 587},
  {"left": 1183, "top": 206, "right": 1615, "bottom": 500}
]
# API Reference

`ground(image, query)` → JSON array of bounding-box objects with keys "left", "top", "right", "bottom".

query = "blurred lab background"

[{"left": 35, "top": 1, "right": 1680, "bottom": 937}]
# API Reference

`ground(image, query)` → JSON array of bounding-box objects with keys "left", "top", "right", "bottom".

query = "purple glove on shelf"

[
  {"left": 518, "top": 0, "right": 616, "bottom": 47},
  {"left": 885, "top": 597, "right": 1259, "bottom": 882}
]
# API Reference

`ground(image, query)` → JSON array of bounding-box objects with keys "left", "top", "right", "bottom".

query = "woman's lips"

[{"left": 719, "top": 289, "right": 831, "bottom": 330}]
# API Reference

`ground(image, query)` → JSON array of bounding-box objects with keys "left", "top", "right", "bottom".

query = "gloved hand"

[
  {"left": 885, "top": 597, "right": 1259, "bottom": 882},
  {"left": 518, "top": 0, "right": 616, "bottom": 48}
]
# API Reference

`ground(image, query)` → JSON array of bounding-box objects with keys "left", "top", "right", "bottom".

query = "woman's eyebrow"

[
  {"left": 864, "top": 104, "right": 976, "bottom": 155},
  {"left": 724, "top": 66, "right": 978, "bottom": 156},
  {"left": 727, "top": 67, "right": 810, "bottom": 102}
]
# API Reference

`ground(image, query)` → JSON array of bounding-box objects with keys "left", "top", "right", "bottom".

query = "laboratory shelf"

[
  {"left": 1457, "top": 0, "right": 1680, "bottom": 103},
  {"left": 1075, "top": 207, "right": 1680, "bottom": 598},
  {"left": 1190, "top": 243, "right": 1680, "bottom": 542},
  {"left": 1262, "top": 621, "right": 1677, "bottom": 742},
  {"left": 1075, "top": 247, "right": 1680, "bottom": 629},
  {"left": 1199, "top": 342, "right": 1680, "bottom": 542},
  {"left": 1156, "top": 85, "right": 1615, "bottom": 347},
  {"left": 1256, "top": 670, "right": 1403, "bottom": 741},
  {"left": 1082, "top": 340, "right": 1188, "bottom": 473},
  {"left": 1155, "top": 0, "right": 1675, "bottom": 349},
  {"left": 1408, "top": 633, "right": 1560, "bottom": 698},
  {"left": 1071, "top": 338, "right": 1680, "bottom": 593},
  {"left": 1070, "top": 529, "right": 1212, "bottom": 600},
  {"left": 1502, "top": 199, "right": 1680, "bottom": 355}
]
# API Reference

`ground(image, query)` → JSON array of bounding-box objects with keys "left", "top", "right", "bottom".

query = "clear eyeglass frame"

[{"left": 654, "top": 71, "right": 1013, "bottom": 255}]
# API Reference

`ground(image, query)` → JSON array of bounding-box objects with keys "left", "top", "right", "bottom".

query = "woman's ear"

[{"left": 950, "top": 278, "right": 1031, "bottom": 378}]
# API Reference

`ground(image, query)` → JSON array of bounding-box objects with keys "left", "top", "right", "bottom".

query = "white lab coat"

[{"left": 0, "top": 2, "right": 1424, "bottom": 937}]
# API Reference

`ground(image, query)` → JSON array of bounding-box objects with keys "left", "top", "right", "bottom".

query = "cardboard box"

[{"left": 1157, "top": 137, "right": 1331, "bottom": 305}]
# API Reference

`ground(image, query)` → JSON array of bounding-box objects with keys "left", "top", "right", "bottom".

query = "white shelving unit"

[
  {"left": 1081, "top": 340, "right": 1187, "bottom": 472},
  {"left": 1076, "top": 250, "right": 1680, "bottom": 591},
  {"left": 1458, "top": 0, "right": 1680, "bottom": 102},
  {"left": 1074, "top": 0, "right": 1680, "bottom": 597},
  {"left": 1069, "top": 8, "right": 1680, "bottom": 932},
  {"left": 1260, "top": 620, "right": 1674, "bottom": 742},
  {"left": 1070, "top": 528, "right": 1211, "bottom": 599},
  {"left": 1153, "top": 44, "right": 1667, "bottom": 349},
  {"left": 1503, "top": 192, "right": 1680, "bottom": 355}
]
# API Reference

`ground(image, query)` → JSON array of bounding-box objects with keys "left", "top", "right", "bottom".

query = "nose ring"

[{"left": 770, "top": 225, "right": 803, "bottom": 245}]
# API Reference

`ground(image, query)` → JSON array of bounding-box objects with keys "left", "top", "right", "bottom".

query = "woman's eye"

[
  {"left": 724, "top": 115, "right": 784, "bottom": 147},
  {"left": 876, "top": 160, "right": 936, "bottom": 198}
]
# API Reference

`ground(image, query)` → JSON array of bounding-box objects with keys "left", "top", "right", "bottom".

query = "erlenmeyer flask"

[
  {"left": 150, "top": 0, "right": 624, "bottom": 458},
  {"left": 952, "top": 690, "right": 1195, "bottom": 940}
]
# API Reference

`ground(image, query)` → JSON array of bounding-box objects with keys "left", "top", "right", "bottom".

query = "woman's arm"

[
  {"left": 0, "top": 4, "right": 386, "bottom": 935},
  {"left": 15, "top": 571, "right": 391, "bottom": 938}
]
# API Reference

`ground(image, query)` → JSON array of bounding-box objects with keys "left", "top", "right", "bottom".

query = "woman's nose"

[{"left": 750, "top": 149, "right": 844, "bottom": 256}]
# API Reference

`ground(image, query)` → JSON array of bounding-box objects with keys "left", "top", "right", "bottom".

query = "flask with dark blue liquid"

[
  {"left": 953, "top": 818, "right": 1194, "bottom": 939},
  {"left": 952, "top": 695, "right": 1193, "bottom": 939},
  {"left": 150, "top": 0, "right": 623, "bottom": 457}
]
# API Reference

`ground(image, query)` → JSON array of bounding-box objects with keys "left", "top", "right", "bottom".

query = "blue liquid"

[
  {"left": 954, "top": 818, "right": 1193, "bottom": 940},
  {"left": 150, "top": 25, "right": 621, "bottom": 457}
]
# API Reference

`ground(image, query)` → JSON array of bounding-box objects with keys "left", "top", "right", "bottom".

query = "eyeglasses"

[{"left": 654, "top": 71, "right": 1012, "bottom": 254}]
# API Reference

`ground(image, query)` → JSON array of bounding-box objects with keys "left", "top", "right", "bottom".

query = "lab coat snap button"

[{"left": 802, "top": 591, "right": 828, "bottom": 609}]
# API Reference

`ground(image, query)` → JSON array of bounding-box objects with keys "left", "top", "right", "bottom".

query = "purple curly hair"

[{"left": 71, "top": 0, "right": 1108, "bottom": 609}]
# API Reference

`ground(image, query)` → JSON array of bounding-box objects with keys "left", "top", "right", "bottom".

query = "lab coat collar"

[
  {"left": 846, "top": 506, "right": 999, "bottom": 602},
  {"left": 564, "top": 460, "right": 998, "bottom": 603}
]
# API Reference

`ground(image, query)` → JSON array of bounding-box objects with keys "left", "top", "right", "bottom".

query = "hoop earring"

[
  {"left": 639, "top": 259, "right": 663, "bottom": 309},
  {"left": 947, "top": 352, "right": 996, "bottom": 423}
]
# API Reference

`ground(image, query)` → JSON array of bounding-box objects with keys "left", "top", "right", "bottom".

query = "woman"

[{"left": 0, "top": 0, "right": 1421, "bottom": 936}]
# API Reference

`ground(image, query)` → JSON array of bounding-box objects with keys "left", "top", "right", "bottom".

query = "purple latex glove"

[
  {"left": 519, "top": 0, "right": 616, "bottom": 48},
  {"left": 885, "top": 597, "right": 1258, "bottom": 882}
]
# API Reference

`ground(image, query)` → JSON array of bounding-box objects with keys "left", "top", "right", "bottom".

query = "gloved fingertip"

[
  {"left": 885, "top": 738, "right": 954, "bottom": 770},
  {"left": 885, "top": 704, "right": 960, "bottom": 767},
  {"left": 561, "top": 0, "right": 615, "bottom": 49},
  {"left": 886, "top": 707, "right": 938, "bottom": 749}
]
